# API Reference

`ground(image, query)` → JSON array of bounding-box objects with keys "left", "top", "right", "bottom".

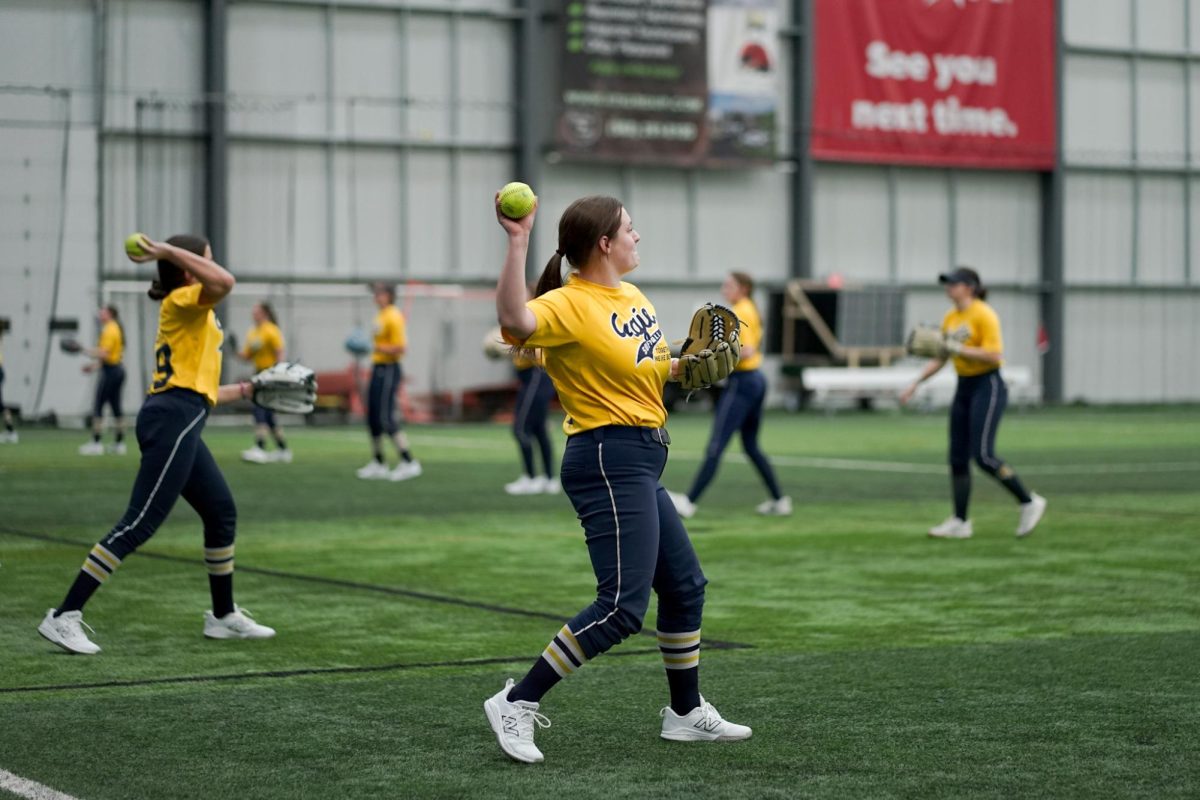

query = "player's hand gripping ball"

[
  {"left": 125, "top": 233, "right": 149, "bottom": 258},
  {"left": 498, "top": 182, "right": 537, "bottom": 220}
]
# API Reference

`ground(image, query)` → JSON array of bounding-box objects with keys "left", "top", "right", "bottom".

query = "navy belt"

[{"left": 577, "top": 425, "right": 670, "bottom": 446}]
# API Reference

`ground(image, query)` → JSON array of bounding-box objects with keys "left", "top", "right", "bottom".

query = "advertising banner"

[
  {"left": 811, "top": 0, "right": 1056, "bottom": 170},
  {"left": 555, "top": 0, "right": 778, "bottom": 167}
]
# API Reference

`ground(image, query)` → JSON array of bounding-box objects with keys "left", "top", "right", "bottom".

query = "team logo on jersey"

[{"left": 611, "top": 307, "right": 663, "bottom": 365}]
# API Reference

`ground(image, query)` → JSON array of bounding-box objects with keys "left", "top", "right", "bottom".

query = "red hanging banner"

[{"left": 811, "top": 0, "right": 1056, "bottom": 170}]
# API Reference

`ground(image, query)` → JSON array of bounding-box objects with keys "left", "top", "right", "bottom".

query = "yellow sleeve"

[
  {"left": 98, "top": 323, "right": 119, "bottom": 354},
  {"left": 393, "top": 311, "right": 406, "bottom": 351},
  {"left": 940, "top": 309, "right": 955, "bottom": 334},
  {"left": 268, "top": 323, "right": 285, "bottom": 354},
  {"left": 977, "top": 307, "right": 1003, "bottom": 353},
  {"left": 515, "top": 292, "right": 577, "bottom": 349},
  {"left": 169, "top": 283, "right": 208, "bottom": 315}
]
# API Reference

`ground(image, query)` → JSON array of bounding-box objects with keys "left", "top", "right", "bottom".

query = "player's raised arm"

[
  {"left": 129, "top": 234, "right": 235, "bottom": 305},
  {"left": 495, "top": 190, "right": 538, "bottom": 340}
]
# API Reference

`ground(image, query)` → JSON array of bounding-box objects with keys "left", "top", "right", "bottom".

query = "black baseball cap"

[{"left": 938, "top": 268, "right": 980, "bottom": 287}]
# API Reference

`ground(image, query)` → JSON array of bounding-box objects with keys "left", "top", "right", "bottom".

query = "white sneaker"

[
  {"left": 668, "top": 491, "right": 696, "bottom": 519},
  {"left": 1016, "top": 493, "right": 1047, "bottom": 537},
  {"left": 78, "top": 441, "right": 105, "bottom": 456},
  {"left": 929, "top": 517, "right": 973, "bottom": 539},
  {"left": 660, "top": 697, "right": 752, "bottom": 742},
  {"left": 504, "top": 475, "right": 544, "bottom": 495},
  {"left": 38, "top": 609, "right": 101, "bottom": 655},
  {"left": 756, "top": 496, "right": 793, "bottom": 516},
  {"left": 541, "top": 478, "right": 561, "bottom": 495},
  {"left": 272, "top": 448, "right": 293, "bottom": 464},
  {"left": 356, "top": 460, "right": 391, "bottom": 480},
  {"left": 0, "top": 431, "right": 17, "bottom": 444},
  {"left": 389, "top": 461, "right": 423, "bottom": 482},
  {"left": 203, "top": 606, "right": 276, "bottom": 640},
  {"left": 483, "top": 678, "right": 550, "bottom": 764},
  {"left": 109, "top": 442, "right": 127, "bottom": 455},
  {"left": 241, "top": 446, "right": 270, "bottom": 464}
]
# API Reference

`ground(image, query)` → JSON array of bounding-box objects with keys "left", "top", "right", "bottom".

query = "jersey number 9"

[{"left": 152, "top": 343, "right": 174, "bottom": 390}]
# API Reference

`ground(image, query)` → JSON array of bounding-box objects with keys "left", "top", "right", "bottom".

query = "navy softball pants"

[
  {"left": 367, "top": 362, "right": 402, "bottom": 437},
  {"left": 252, "top": 404, "right": 277, "bottom": 429},
  {"left": 98, "top": 389, "right": 235, "bottom": 565},
  {"left": 949, "top": 370, "right": 1012, "bottom": 476},
  {"left": 93, "top": 363, "right": 126, "bottom": 419},
  {"left": 513, "top": 366, "right": 555, "bottom": 478},
  {"left": 560, "top": 426, "right": 707, "bottom": 660},
  {"left": 688, "top": 369, "right": 782, "bottom": 503}
]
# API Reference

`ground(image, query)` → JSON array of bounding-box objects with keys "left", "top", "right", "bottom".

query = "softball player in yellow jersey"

[
  {"left": 356, "top": 283, "right": 421, "bottom": 481},
  {"left": 900, "top": 267, "right": 1047, "bottom": 538},
  {"left": 38, "top": 233, "right": 275, "bottom": 655},
  {"left": 79, "top": 306, "right": 127, "bottom": 455},
  {"left": 239, "top": 302, "right": 291, "bottom": 464},
  {"left": 483, "top": 194, "right": 751, "bottom": 764},
  {"left": 669, "top": 272, "right": 789, "bottom": 518}
]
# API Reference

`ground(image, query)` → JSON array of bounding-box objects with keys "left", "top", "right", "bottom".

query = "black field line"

[
  {"left": 4, "top": 645, "right": 742, "bottom": 695},
  {"left": 0, "top": 526, "right": 753, "bottom": 650}
]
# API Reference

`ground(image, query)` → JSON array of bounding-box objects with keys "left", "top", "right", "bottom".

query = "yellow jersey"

[
  {"left": 148, "top": 283, "right": 224, "bottom": 405},
  {"left": 513, "top": 348, "right": 543, "bottom": 371},
  {"left": 515, "top": 276, "right": 671, "bottom": 437},
  {"left": 732, "top": 297, "right": 763, "bottom": 372},
  {"left": 942, "top": 299, "right": 1003, "bottom": 377},
  {"left": 242, "top": 321, "right": 284, "bottom": 372},
  {"left": 98, "top": 320, "right": 123, "bottom": 366},
  {"left": 372, "top": 305, "right": 406, "bottom": 365}
]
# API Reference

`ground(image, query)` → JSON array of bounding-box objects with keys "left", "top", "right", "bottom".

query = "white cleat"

[
  {"left": 271, "top": 448, "right": 293, "bottom": 464},
  {"left": 483, "top": 678, "right": 550, "bottom": 764},
  {"left": 541, "top": 477, "right": 561, "bottom": 495},
  {"left": 109, "top": 442, "right": 127, "bottom": 455},
  {"left": 356, "top": 460, "right": 391, "bottom": 480},
  {"left": 0, "top": 431, "right": 18, "bottom": 444},
  {"left": 929, "top": 516, "right": 973, "bottom": 539},
  {"left": 38, "top": 609, "right": 101, "bottom": 655},
  {"left": 389, "top": 460, "right": 423, "bottom": 482},
  {"left": 504, "top": 475, "right": 545, "bottom": 495},
  {"left": 756, "top": 496, "right": 793, "bottom": 516},
  {"left": 1016, "top": 493, "right": 1047, "bottom": 537},
  {"left": 668, "top": 491, "right": 696, "bottom": 519},
  {"left": 660, "top": 697, "right": 752, "bottom": 742},
  {"left": 203, "top": 606, "right": 276, "bottom": 640},
  {"left": 241, "top": 446, "right": 271, "bottom": 464},
  {"left": 78, "top": 441, "right": 105, "bottom": 456}
]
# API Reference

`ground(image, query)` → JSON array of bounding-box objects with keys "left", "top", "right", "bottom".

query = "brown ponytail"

[
  {"left": 147, "top": 233, "right": 209, "bottom": 301},
  {"left": 956, "top": 266, "right": 986, "bottom": 301},
  {"left": 533, "top": 195, "right": 624, "bottom": 298},
  {"left": 258, "top": 302, "right": 278, "bottom": 324}
]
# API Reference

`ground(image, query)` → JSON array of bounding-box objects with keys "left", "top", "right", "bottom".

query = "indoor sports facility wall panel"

[
  {"left": 0, "top": 1, "right": 93, "bottom": 89},
  {"left": 105, "top": 0, "right": 205, "bottom": 104},
  {"left": 1135, "top": 61, "right": 1188, "bottom": 168},
  {"left": 622, "top": 169, "right": 692, "bottom": 280},
  {"left": 1063, "top": 56, "right": 1133, "bottom": 165},
  {"left": 1063, "top": 173, "right": 1134, "bottom": 285},
  {"left": 1063, "top": 0, "right": 1130, "bottom": 48},
  {"left": 952, "top": 173, "right": 1040, "bottom": 285},
  {"left": 1135, "top": 176, "right": 1188, "bottom": 286},
  {"left": 693, "top": 169, "right": 790, "bottom": 281},
  {"left": 894, "top": 170, "right": 952, "bottom": 284},
  {"left": 812, "top": 164, "right": 891, "bottom": 282}
]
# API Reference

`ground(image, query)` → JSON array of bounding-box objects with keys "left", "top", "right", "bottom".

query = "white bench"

[{"left": 802, "top": 363, "right": 1038, "bottom": 410}]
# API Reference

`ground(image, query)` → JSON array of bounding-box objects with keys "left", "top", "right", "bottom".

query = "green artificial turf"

[{"left": 0, "top": 407, "right": 1197, "bottom": 799}]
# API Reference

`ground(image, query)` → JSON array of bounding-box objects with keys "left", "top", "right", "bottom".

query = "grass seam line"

[{"left": 0, "top": 526, "right": 754, "bottom": 651}]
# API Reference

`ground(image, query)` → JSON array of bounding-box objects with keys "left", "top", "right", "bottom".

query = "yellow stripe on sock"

[
  {"left": 81, "top": 560, "right": 109, "bottom": 583},
  {"left": 204, "top": 545, "right": 235, "bottom": 560},
  {"left": 544, "top": 644, "right": 574, "bottom": 675},
  {"left": 662, "top": 654, "right": 700, "bottom": 670},
  {"left": 90, "top": 544, "right": 121, "bottom": 570},
  {"left": 657, "top": 630, "right": 701, "bottom": 645},
  {"left": 559, "top": 626, "right": 586, "bottom": 662},
  {"left": 206, "top": 561, "right": 235, "bottom": 576}
]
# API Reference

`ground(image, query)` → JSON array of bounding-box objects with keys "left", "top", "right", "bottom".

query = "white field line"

[
  {"left": 0, "top": 768, "right": 81, "bottom": 800},
  {"left": 321, "top": 430, "right": 1200, "bottom": 476}
]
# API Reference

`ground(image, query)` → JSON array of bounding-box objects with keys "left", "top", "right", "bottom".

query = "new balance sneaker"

[
  {"left": 483, "top": 678, "right": 550, "bottom": 764},
  {"left": 203, "top": 606, "right": 276, "bottom": 640},
  {"left": 109, "top": 442, "right": 127, "bottom": 455},
  {"left": 272, "top": 448, "right": 293, "bottom": 464},
  {"left": 389, "top": 461, "right": 423, "bottom": 482},
  {"left": 38, "top": 609, "right": 101, "bottom": 655},
  {"left": 78, "top": 441, "right": 105, "bottom": 456},
  {"left": 241, "top": 446, "right": 270, "bottom": 464},
  {"left": 1016, "top": 493, "right": 1047, "bottom": 538},
  {"left": 928, "top": 517, "right": 973, "bottom": 539},
  {"left": 356, "top": 460, "right": 391, "bottom": 480},
  {"left": 756, "top": 496, "right": 793, "bottom": 516},
  {"left": 660, "top": 697, "right": 752, "bottom": 742},
  {"left": 668, "top": 491, "right": 697, "bottom": 519},
  {"left": 504, "top": 475, "right": 544, "bottom": 495}
]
